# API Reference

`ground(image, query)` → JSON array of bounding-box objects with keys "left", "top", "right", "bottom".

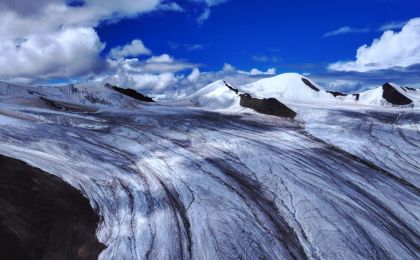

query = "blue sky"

[
  {"left": 97, "top": 0, "right": 419, "bottom": 73},
  {"left": 1, "top": 0, "right": 420, "bottom": 95}
]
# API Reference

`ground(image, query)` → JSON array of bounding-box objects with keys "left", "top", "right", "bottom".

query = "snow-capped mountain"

[
  {"left": 0, "top": 75, "right": 419, "bottom": 259},
  {"left": 189, "top": 73, "right": 418, "bottom": 110}
]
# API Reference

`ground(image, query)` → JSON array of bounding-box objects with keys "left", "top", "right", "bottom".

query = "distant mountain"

[{"left": 187, "top": 73, "right": 418, "bottom": 113}]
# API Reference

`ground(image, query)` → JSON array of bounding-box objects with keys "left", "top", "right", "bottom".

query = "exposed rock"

[
  {"left": 105, "top": 83, "right": 154, "bottom": 102},
  {"left": 353, "top": 94, "right": 360, "bottom": 101},
  {"left": 327, "top": 91, "right": 348, "bottom": 97},
  {"left": 39, "top": 97, "right": 97, "bottom": 113},
  {"left": 382, "top": 83, "right": 413, "bottom": 106},
  {"left": 240, "top": 93, "right": 297, "bottom": 119},
  {"left": 222, "top": 80, "right": 297, "bottom": 119},
  {"left": 0, "top": 154, "right": 105, "bottom": 260},
  {"left": 301, "top": 78, "right": 320, "bottom": 92},
  {"left": 224, "top": 80, "right": 239, "bottom": 94}
]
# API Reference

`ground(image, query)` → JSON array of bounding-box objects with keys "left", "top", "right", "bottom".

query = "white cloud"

[
  {"left": 93, "top": 53, "right": 198, "bottom": 93},
  {"left": 197, "top": 8, "right": 211, "bottom": 24},
  {"left": 146, "top": 54, "right": 174, "bottom": 63},
  {"left": 0, "top": 27, "right": 105, "bottom": 83},
  {"left": 101, "top": 71, "right": 182, "bottom": 92},
  {"left": 191, "top": 0, "right": 228, "bottom": 7},
  {"left": 223, "top": 63, "right": 236, "bottom": 72},
  {"left": 188, "top": 68, "right": 201, "bottom": 82},
  {"left": 224, "top": 63, "right": 275, "bottom": 76},
  {"left": 203, "top": 0, "right": 228, "bottom": 6},
  {"left": 93, "top": 60, "right": 277, "bottom": 100},
  {"left": 191, "top": 0, "right": 228, "bottom": 23},
  {"left": 143, "top": 54, "right": 196, "bottom": 73},
  {"left": 158, "top": 2, "right": 184, "bottom": 12},
  {"left": 329, "top": 17, "right": 420, "bottom": 72},
  {"left": 108, "top": 54, "right": 196, "bottom": 75},
  {"left": 0, "top": 0, "right": 179, "bottom": 83},
  {"left": 0, "top": 0, "right": 164, "bottom": 39},
  {"left": 110, "top": 39, "right": 152, "bottom": 59},
  {"left": 239, "top": 68, "right": 276, "bottom": 76},
  {"left": 324, "top": 26, "right": 369, "bottom": 37},
  {"left": 379, "top": 21, "right": 407, "bottom": 31},
  {"left": 155, "top": 65, "right": 277, "bottom": 99},
  {"left": 323, "top": 79, "right": 362, "bottom": 91}
]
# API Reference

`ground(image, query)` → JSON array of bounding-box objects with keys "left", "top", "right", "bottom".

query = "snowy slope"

[
  {"left": 241, "top": 73, "right": 334, "bottom": 103},
  {"left": 189, "top": 74, "right": 418, "bottom": 108},
  {"left": 185, "top": 80, "right": 242, "bottom": 110},
  {"left": 0, "top": 81, "right": 419, "bottom": 260},
  {"left": 182, "top": 74, "right": 419, "bottom": 116},
  {"left": 358, "top": 83, "right": 419, "bottom": 106},
  {"left": 0, "top": 81, "right": 146, "bottom": 109}
]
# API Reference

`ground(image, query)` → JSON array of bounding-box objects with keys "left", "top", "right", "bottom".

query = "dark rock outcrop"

[
  {"left": 353, "top": 94, "right": 360, "bottom": 101},
  {"left": 0, "top": 155, "right": 105, "bottom": 260},
  {"left": 222, "top": 80, "right": 297, "bottom": 119},
  {"left": 382, "top": 83, "right": 413, "bottom": 106},
  {"left": 327, "top": 91, "right": 348, "bottom": 97},
  {"left": 239, "top": 94, "right": 297, "bottom": 119},
  {"left": 39, "top": 97, "right": 97, "bottom": 113},
  {"left": 223, "top": 81, "right": 239, "bottom": 94},
  {"left": 105, "top": 83, "right": 154, "bottom": 102},
  {"left": 301, "top": 78, "right": 320, "bottom": 92}
]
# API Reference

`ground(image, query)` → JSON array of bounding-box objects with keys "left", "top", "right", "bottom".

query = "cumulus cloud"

[
  {"left": 92, "top": 59, "right": 278, "bottom": 100},
  {"left": 238, "top": 68, "right": 276, "bottom": 76},
  {"left": 223, "top": 63, "right": 236, "bottom": 72},
  {"left": 109, "top": 72, "right": 182, "bottom": 92},
  {"left": 0, "top": 0, "right": 177, "bottom": 83},
  {"left": 0, "top": 27, "right": 105, "bottom": 83},
  {"left": 142, "top": 54, "right": 197, "bottom": 73},
  {"left": 153, "top": 63, "right": 277, "bottom": 99},
  {"left": 93, "top": 53, "right": 198, "bottom": 93},
  {"left": 329, "top": 18, "right": 420, "bottom": 72},
  {"left": 0, "top": 0, "right": 164, "bottom": 39},
  {"left": 188, "top": 68, "right": 201, "bottom": 81},
  {"left": 323, "top": 26, "right": 369, "bottom": 37},
  {"left": 110, "top": 39, "right": 152, "bottom": 59}
]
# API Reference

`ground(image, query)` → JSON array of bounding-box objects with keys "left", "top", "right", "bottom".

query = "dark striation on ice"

[{"left": 0, "top": 79, "right": 419, "bottom": 260}]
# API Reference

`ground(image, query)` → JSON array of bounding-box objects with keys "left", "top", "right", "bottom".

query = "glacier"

[{"left": 0, "top": 74, "right": 419, "bottom": 259}]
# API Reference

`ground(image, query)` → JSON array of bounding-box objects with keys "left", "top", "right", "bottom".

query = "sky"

[{"left": 1, "top": 0, "right": 420, "bottom": 97}]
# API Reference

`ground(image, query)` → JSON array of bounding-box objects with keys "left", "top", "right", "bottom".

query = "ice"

[{"left": 0, "top": 79, "right": 419, "bottom": 259}]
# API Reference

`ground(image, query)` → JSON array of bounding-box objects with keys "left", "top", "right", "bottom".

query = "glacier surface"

[{"left": 0, "top": 76, "right": 419, "bottom": 259}]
